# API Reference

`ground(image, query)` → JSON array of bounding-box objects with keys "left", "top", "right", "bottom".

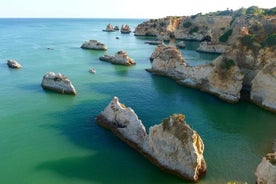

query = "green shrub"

[
  {"left": 241, "top": 34, "right": 256, "bottom": 48},
  {"left": 189, "top": 26, "right": 199, "bottom": 34},
  {"left": 219, "top": 29, "right": 233, "bottom": 42},
  {"left": 264, "top": 34, "right": 276, "bottom": 47},
  {"left": 246, "top": 6, "right": 264, "bottom": 15},
  {"left": 221, "top": 57, "right": 235, "bottom": 72},
  {"left": 264, "top": 7, "right": 276, "bottom": 16},
  {"left": 183, "top": 21, "right": 192, "bottom": 28}
]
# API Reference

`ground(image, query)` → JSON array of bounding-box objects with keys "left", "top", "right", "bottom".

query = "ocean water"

[{"left": 0, "top": 18, "right": 275, "bottom": 184}]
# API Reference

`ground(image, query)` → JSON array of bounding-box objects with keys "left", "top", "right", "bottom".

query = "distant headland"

[{"left": 134, "top": 6, "right": 276, "bottom": 113}]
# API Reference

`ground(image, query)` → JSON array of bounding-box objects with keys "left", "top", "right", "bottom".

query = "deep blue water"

[{"left": 0, "top": 18, "right": 275, "bottom": 184}]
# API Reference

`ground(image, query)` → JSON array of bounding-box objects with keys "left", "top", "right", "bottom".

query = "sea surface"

[{"left": 0, "top": 18, "right": 275, "bottom": 184}]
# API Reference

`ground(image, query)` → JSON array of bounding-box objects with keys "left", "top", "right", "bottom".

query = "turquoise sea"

[{"left": 0, "top": 18, "right": 275, "bottom": 184}]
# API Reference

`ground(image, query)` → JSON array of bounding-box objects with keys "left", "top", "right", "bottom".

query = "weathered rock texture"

[
  {"left": 251, "top": 60, "right": 276, "bottom": 112},
  {"left": 255, "top": 148, "right": 276, "bottom": 184},
  {"left": 139, "top": 9, "right": 276, "bottom": 112},
  {"left": 134, "top": 15, "right": 231, "bottom": 43},
  {"left": 99, "top": 50, "right": 136, "bottom": 65},
  {"left": 147, "top": 44, "right": 243, "bottom": 102},
  {"left": 41, "top": 72, "right": 77, "bottom": 95},
  {"left": 196, "top": 42, "right": 229, "bottom": 54},
  {"left": 96, "top": 97, "right": 206, "bottom": 182},
  {"left": 7, "top": 59, "right": 22, "bottom": 69},
  {"left": 81, "top": 40, "right": 107, "bottom": 50},
  {"left": 120, "top": 24, "right": 131, "bottom": 34},
  {"left": 103, "top": 23, "right": 116, "bottom": 32}
]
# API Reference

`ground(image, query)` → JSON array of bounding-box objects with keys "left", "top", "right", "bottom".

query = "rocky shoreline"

[{"left": 136, "top": 8, "right": 276, "bottom": 112}]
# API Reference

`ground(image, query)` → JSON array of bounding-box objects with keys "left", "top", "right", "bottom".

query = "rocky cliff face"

[
  {"left": 134, "top": 15, "right": 231, "bottom": 43},
  {"left": 149, "top": 114, "right": 206, "bottom": 181},
  {"left": 147, "top": 44, "right": 244, "bottom": 102},
  {"left": 251, "top": 60, "right": 276, "bottom": 112},
  {"left": 139, "top": 9, "right": 276, "bottom": 111},
  {"left": 97, "top": 97, "right": 206, "bottom": 182}
]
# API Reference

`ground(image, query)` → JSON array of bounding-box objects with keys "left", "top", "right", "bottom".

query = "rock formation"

[
  {"left": 139, "top": 7, "right": 276, "bottom": 112},
  {"left": 255, "top": 140, "right": 276, "bottom": 184},
  {"left": 196, "top": 42, "right": 229, "bottom": 54},
  {"left": 120, "top": 24, "right": 131, "bottom": 34},
  {"left": 102, "top": 23, "right": 116, "bottom": 32},
  {"left": 81, "top": 40, "right": 107, "bottom": 50},
  {"left": 96, "top": 97, "right": 206, "bottom": 182},
  {"left": 99, "top": 50, "right": 136, "bottom": 65},
  {"left": 147, "top": 44, "right": 243, "bottom": 103},
  {"left": 175, "top": 41, "right": 186, "bottom": 49},
  {"left": 7, "top": 59, "right": 22, "bottom": 69},
  {"left": 250, "top": 60, "right": 276, "bottom": 112},
  {"left": 41, "top": 72, "right": 77, "bottom": 95}
]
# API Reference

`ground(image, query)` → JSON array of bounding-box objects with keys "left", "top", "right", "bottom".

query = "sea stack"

[
  {"left": 81, "top": 40, "right": 107, "bottom": 50},
  {"left": 41, "top": 72, "right": 77, "bottom": 95},
  {"left": 96, "top": 97, "right": 206, "bottom": 182},
  {"left": 99, "top": 50, "right": 136, "bottom": 65}
]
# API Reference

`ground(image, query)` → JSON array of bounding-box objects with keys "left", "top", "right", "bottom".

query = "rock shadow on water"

[{"left": 35, "top": 151, "right": 183, "bottom": 184}]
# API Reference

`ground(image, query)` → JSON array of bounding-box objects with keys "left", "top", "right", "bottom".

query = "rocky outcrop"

[
  {"left": 120, "top": 24, "right": 131, "bottom": 34},
  {"left": 147, "top": 44, "right": 243, "bottom": 102},
  {"left": 81, "top": 40, "right": 107, "bottom": 50},
  {"left": 7, "top": 59, "right": 22, "bottom": 69},
  {"left": 250, "top": 60, "right": 276, "bottom": 112},
  {"left": 103, "top": 23, "right": 116, "bottom": 32},
  {"left": 96, "top": 97, "right": 206, "bottom": 182},
  {"left": 175, "top": 41, "right": 186, "bottom": 48},
  {"left": 41, "top": 72, "right": 77, "bottom": 95},
  {"left": 255, "top": 139, "right": 276, "bottom": 184},
  {"left": 134, "top": 16, "right": 181, "bottom": 37},
  {"left": 99, "top": 50, "right": 136, "bottom": 65}
]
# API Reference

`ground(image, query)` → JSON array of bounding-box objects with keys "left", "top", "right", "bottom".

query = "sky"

[{"left": 0, "top": 0, "right": 275, "bottom": 18}]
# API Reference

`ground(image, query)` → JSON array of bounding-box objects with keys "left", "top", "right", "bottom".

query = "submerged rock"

[
  {"left": 81, "top": 40, "right": 107, "bottom": 50},
  {"left": 7, "top": 59, "right": 22, "bottom": 69},
  {"left": 96, "top": 97, "right": 206, "bottom": 182},
  {"left": 147, "top": 44, "right": 243, "bottom": 103},
  {"left": 99, "top": 50, "right": 136, "bottom": 65},
  {"left": 41, "top": 72, "right": 77, "bottom": 95}
]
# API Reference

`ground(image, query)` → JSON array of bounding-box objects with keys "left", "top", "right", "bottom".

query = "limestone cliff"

[
  {"left": 140, "top": 7, "right": 276, "bottom": 111},
  {"left": 251, "top": 60, "right": 276, "bottom": 112},
  {"left": 147, "top": 44, "right": 243, "bottom": 103},
  {"left": 97, "top": 97, "right": 206, "bottom": 182}
]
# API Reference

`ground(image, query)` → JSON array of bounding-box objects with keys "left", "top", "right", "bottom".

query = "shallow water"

[{"left": 0, "top": 18, "right": 275, "bottom": 184}]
